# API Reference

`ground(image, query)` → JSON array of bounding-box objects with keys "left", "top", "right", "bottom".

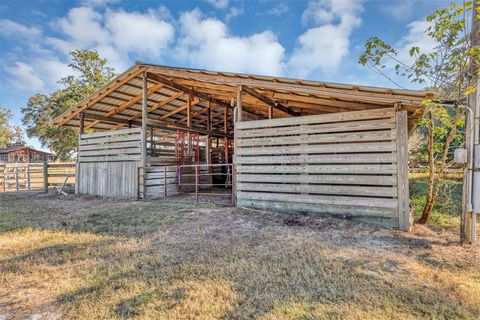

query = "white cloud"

[
  {"left": 380, "top": 1, "right": 414, "bottom": 21},
  {"left": 397, "top": 20, "right": 436, "bottom": 59},
  {"left": 176, "top": 9, "right": 285, "bottom": 76},
  {"left": 82, "top": 0, "right": 120, "bottom": 7},
  {"left": 54, "top": 6, "right": 110, "bottom": 48},
  {"left": 226, "top": 6, "right": 244, "bottom": 22},
  {"left": 205, "top": 0, "right": 229, "bottom": 9},
  {"left": 288, "top": 0, "right": 363, "bottom": 77},
  {"left": 267, "top": 2, "right": 289, "bottom": 16},
  {"left": 6, "top": 62, "right": 45, "bottom": 91},
  {"left": 0, "top": 19, "right": 41, "bottom": 38},
  {"left": 105, "top": 9, "right": 174, "bottom": 57},
  {"left": 47, "top": 6, "right": 174, "bottom": 70}
]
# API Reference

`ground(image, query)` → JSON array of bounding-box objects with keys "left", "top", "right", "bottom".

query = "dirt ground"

[{"left": 0, "top": 192, "right": 479, "bottom": 320}]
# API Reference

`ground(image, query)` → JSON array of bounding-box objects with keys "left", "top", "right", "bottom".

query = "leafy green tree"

[
  {"left": 22, "top": 49, "right": 116, "bottom": 160},
  {"left": 0, "top": 106, "right": 25, "bottom": 147},
  {"left": 359, "top": 1, "right": 479, "bottom": 224}
]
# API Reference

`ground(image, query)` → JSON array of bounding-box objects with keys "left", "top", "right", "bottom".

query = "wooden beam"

[
  {"left": 81, "top": 112, "right": 231, "bottom": 138},
  {"left": 56, "top": 67, "right": 147, "bottom": 126},
  {"left": 147, "top": 72, "right": 233, "bottom": 109},
  {"left": 159, "top": 99, "right": 200, "bottom": 120},
  {"left": 85, "top": 82, "right": 165, "bottom": 129},
  {"left": 111, "top": 92, "right": 183, "bottom": 130},
  {"left": 242, "top": 85, "right": 299, "bottom": 116}
]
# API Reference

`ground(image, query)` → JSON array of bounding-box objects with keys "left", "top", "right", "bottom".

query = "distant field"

[{"left": 0, "top": 192, "right": 479, "bottom": 319}]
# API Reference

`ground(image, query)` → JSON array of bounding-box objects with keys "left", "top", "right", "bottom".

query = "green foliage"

[
  {"left": 359, "top": 1, "right": 479, "bottom": 99},
  {"left": 0, "top": 106, "right": 25, "bottom": 147},
  {"left": 21, "top": 49, "right": 116, "bottom": 160},
  {"left": 410, "top": 177, "right": 462, "bottom": 229}
]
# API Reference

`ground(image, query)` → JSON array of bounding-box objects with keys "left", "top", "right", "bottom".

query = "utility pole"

[{"left": 462, "top": 1, "right": 479, "bottom": 244}]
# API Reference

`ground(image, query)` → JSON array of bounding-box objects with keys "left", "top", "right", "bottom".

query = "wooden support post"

[
  {"left": 396, "top": 108, "right": 411, "bottom": 231},
  {"left": 140, "top": 71, "right": 148, "bottom": 200},
  {"left": 3, "top": 166, "right": 6, "bottom": 192},
  {"left": 43, "top": 162, "right": 48, "bottom": 193},
  {"left": 268, "top": 106, "right": 273, "bottom": 119},
  {"left": 187, "top": 91, "right": 192, "bottom": 160},
  {"left": 195, "top": 165, "right": 199, "bottom": 203},
  {"left": 15, "top": 167, "right": 19, "bottom": 192},
  {"left": 79, "top": 112, "right": 85, "bottom": 134},
  {"left": 27, "top": 166, "right": 30, "bottom": 191},
  {"left": 164, "top": 166, "right": 167, "bottom": 199},
  {"left": 237, "top": 85, "right": 243, "bottom": 122}
]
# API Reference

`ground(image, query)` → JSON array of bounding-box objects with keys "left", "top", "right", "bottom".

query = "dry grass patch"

[{"left": 0, "top": 192, "right": 479, "bottom": 319}]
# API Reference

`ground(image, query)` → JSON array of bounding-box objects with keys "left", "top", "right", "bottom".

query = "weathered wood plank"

[
  {"left": 78, "top": 155, "right": 141, "bottom": 162},
  {"left": 236, "top": 164, "right": 396, "bottom": 174},
  {"left": 237, "top": 130, "right": 396, "bottom": 147},
  {"left": 236, "top": 118, "right": 396, "bottom": 138},
  {"left": 80, "top": 127, "right": 141, "bottom": 139},
  {"left": 80, "top": 147, "right": 141, "bottom": 157},
  {"left": 79, "top": 134, "right": 142, "bottom": 146},
  {"left": 237, "top": 191, "right": 398, "bottom": 208},
  {"left": 237, "top": 199, "right": 398, "bottom": 218},
  {"left": 236, "top": 174, "right": 397, "bottom": 185},
  {"left": 237, "top": 182, "right": 397, "bottom": 197},
  {"left": 236, "top": 108, "right": 395, "bottom": 129},
  {"left": 236, "top": 153, "right": 396, "bottom": 165},
  {"left": 236, "top": 141, "right": 396, "bottom": 156},
  {"left": 79, "top": 141, "right": 141, "bottom": 151}
]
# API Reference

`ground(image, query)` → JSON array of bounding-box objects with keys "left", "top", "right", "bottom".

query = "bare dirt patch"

[{"left": 0, "top": 192, "right": 479, "bottom": 319}]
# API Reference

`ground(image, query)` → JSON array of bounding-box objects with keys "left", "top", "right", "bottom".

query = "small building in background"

[{"left": 0, "top": 144, "right": 55, "bottom": 163}]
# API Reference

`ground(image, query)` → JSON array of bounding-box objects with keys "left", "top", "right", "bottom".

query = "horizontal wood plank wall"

[
  {"left": 235, "top": 108, "right": 403, "bottom": 228},
  {"left": 144, "top": 166, "right": 178, "bottom": 198},
  {"left": 77, "top": 128, "right": 141, "bottom": 198}
]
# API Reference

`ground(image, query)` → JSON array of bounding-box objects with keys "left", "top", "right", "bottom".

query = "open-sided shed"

[{"left": 54, "top": 62, "right": 434, "bottom": 230}]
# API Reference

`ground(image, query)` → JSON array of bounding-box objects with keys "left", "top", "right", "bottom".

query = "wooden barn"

[{"left": 54, "top": 63, "right": 434, "bottom": 230}]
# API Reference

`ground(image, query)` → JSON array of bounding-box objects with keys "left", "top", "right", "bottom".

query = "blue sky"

[{"left": 0, "top": 0, "right": 452, "bottom": 150}]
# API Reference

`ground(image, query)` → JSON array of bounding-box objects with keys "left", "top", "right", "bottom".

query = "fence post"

[
  {"left": 43, "top": 162, "right": 48, "bottom": 193},
  {"left": 27, "top": 166, "right": 31, "bottom": 191},
  {"left": 15, "top": 167, "right": 19, "bottom": 192},
  {"left": 164, "top": 166, "right": 167, "bottom": 199},
  {"left": 195, "top": 165, "right": 199, "bottom": 203}
]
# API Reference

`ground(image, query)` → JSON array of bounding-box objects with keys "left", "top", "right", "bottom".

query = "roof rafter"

[
  {"left": 242, "top": 85, "right": 300, "bottom": 117},
  {"left": 56, "top": 67, "right": 147, "bottom": 126},
  {"left": 86, "top": 82, "right": 165, "bottom": 129}
]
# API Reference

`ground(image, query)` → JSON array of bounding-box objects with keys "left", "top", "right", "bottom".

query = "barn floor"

[{"left": 0, "top": 192, "right": 479, "bottom": 320}]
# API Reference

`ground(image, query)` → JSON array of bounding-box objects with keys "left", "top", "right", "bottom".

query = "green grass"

[
  {"left": 0, "top": 193, "right": 479, "bottom": 319},
  {"left": 409, "top": 177, "right": 463, "bottom": 229}
]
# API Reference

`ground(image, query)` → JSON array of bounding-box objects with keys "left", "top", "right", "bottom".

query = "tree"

[
  {"left": 0, "top": 106, "right": 25, "bottom": 147},
  {"left": 21, "top": 49, "right": 116, "bottom": 160},
  {"left": 359, "top": 1, "right": 479, "bottom": 224}
]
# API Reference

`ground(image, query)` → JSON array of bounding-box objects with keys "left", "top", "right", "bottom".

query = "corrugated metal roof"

[{"left": 54, "top": 63, "right": 435, "bottom": 131}]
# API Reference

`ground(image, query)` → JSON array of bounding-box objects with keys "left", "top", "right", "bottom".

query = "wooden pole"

[
  {"left": 237, "top": 85, "right": 243, "bottom": 122},
  {"left": 43, "top": 162, "right": 48, "bottom": 193},
  {"left": 195, "top": 165, "right": 199, "bottom": 203},
  {"left": 268, "top": 106, "right": 273, "bottom": 119},
  {"left": 140, "top": 71, "right": 148, "bottom": 200},
  {"left": 187, "top": 91, "right": 192, "bottom": 160},
  {"left": 396, "top": 108, "right": 411, "bottom": 231},
  {"left": 79, "top": 112, "right": 85, "bottom": 134},
  {"left": 15, "top": 167, "right": 19, "bottom": 192},
  {"left": 164, "top": 166, "right": 167, "bottom": 199},
  {"left": 462, "top": 1, "right": 479, "bottom": 244},
  {"left": 27, "top": 166, "right": 30, "bottom": 191}
]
